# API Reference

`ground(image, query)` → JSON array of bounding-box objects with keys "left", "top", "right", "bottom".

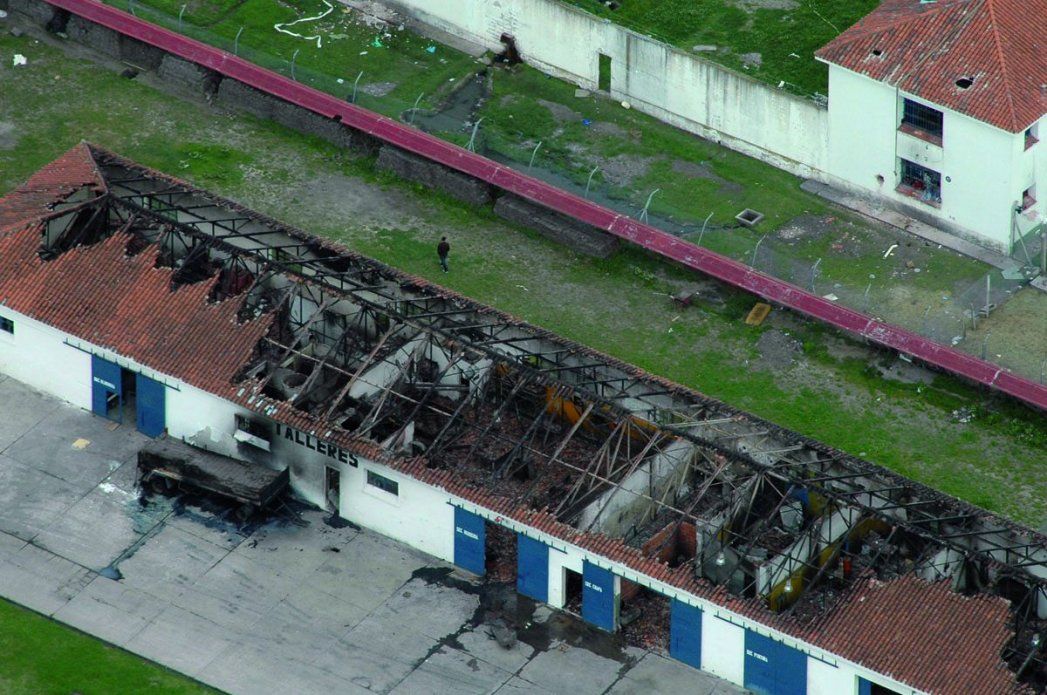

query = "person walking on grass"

[{"left": 437, "top": 236, "right": 450, "bottom": 273}]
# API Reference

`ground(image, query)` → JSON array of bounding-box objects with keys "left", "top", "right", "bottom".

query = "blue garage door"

[
  {"left": 91, "top": 356, "right": 122, "bottom": 421},
  {"left": 669, "top": 599, "right": 702, "bottom": 669},
  {"left": 517, "top": 534, "right": 548, "bottom": 602},
  {"left": 582, "top": 561, "right": 616, "bottom": 631},
  {"left": 135, "top": 373, "right": 166, "bottom": 437},
  {"left": 744, "top": 630, "right": 807, "bottom": 695},
  {"left": 453, "top": 507, "right": 485, "bottom": 575}
]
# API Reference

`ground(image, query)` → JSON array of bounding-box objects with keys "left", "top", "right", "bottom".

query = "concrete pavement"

[{"left": 0, "top": 372, "right": 745, "bottom": 694}]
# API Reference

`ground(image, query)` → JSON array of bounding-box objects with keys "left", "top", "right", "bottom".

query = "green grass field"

[
  {"left": 0, "top": 26, "right": 1045, "bottom": 691},
  {"left": 0, "top": 599, "right": 213, "bottom": 694},
  {"left": 1, "top": 30, "right": 1044, "bottom": 526},
  {"left": 562, "top": 0, "right": 878, "bottom": 94},
  {"left": 115, "top": 0, "right": 482, "bottom": 114}
]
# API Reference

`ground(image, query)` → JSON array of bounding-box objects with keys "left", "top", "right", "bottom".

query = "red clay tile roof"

[
  {"left": 0, "top": 146, "right": 1031, "bottom": 695},
  {"left": 0, "top": 210, "right": 273, "bottom": 392},
  {"left": 815, "top": 575, "right": 1020, "bottom": 694},
  {"left": 0, "top": 144, "right": 106, "bottom": 235},
  {"left": 815, "top": 0, "right": 1047, "bottom": 132}
]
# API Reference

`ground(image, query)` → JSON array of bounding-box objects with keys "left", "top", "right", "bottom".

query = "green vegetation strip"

[
  {"left": 1, "top": 33, "right": 1044, "bottom": 531},
  {"left": 562, "top": 0, "right": 879, "bottom": 95},
  {"left": 0, "top": 598, "right": 213, "bottom": 694}
]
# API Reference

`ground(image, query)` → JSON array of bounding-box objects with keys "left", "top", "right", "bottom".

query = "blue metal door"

[
  {"left": 135, "top": 373, "right": 166, "bottom": 437},
  {"left": 582, "top": 561, "right": 616, "bottom": 631},
  {"left": 744, "top": 630, "right": 807, "bottom": 695},
  {"left": 669, "top": 599, "right": 702, "bottom": 669},
  {"left": 91, "top": 356, "right": 122, "bottom": 421},
  {"left": 453, "top": 507, "right": 485, "bottom": 575},
  {"left": 516, "top": 534, "right": 549, "bottom": 602},
  {"left": 858, "top": 678, "right": 872, "bottom": 695}
]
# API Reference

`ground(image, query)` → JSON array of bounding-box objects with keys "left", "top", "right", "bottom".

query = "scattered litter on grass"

[
  {"left": 822, "top": 293, "right": 839, "bottom": 301},
  {"left": 274, "top": 0, "right": 334, "bottom": 48},
  {"left": 515, "top": 284, "right": 529, "bottom": 292},
  {"left": 0, "top": 10, "right": 7, "bottom": 18},
  {"left": 425, "top": 45, "right": 436, "bottom": 53},
  {"left": 12, "top": 54, "right": 27, "bottom": 67},
  {"left": 621, "top": 101, "right": 631, "bottom": 109},
  {"left": 884, "top": 243, "right": 898, "bottom": 258},
  {"left": 371, "top": 37, "right": 383, "bottom": 48},
  {"left": 582, "top": 118, "right": 591, "bottom": 127},
  {"left": 72, "top": 438, "right": 90, "bottom": 450},
  {"left": 952, "top": 407, "right": 975, "bottom": 424}
]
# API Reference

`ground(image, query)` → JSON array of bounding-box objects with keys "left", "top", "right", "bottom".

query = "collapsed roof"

[{"left": 1, "top": 145, "right": 1044, "bottom": 693}]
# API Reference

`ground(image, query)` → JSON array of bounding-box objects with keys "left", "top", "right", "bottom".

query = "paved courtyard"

[{"left": 0, "top": 373, "right": 744, "bottom": 694}]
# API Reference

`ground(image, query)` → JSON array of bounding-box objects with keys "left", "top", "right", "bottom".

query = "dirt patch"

[
  {"left": 729, "top": 0, "right": 799, "bottom": 10},
  {"left": 776, "top": 214, "right": 836, "bottom": 243},
  {"left": 538, "top": 98, "right": 582, "bottom": 125},
  {"left": 671, "top": 159, "right": 721, "bottom": 182},
  {"left": 360, "top": 81, "right": 397, "bottom": 97},
  {"left": 875, "top": 357, "right": 935, "bottom": 385},
  {"left": 756, "top": 329, "right": 802, "bottom": 369},
  {"left": 599, "top": 154, "right": 657, "bottom": 187},
  {"left": 591, "top": 121, "right": 627, "bottom": 138},
  {"left": 0, "top": 122, "right": 17, "bottom": 151}
]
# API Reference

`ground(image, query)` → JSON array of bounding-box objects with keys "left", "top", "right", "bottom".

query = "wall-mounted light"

[{"left": 715, "top": 551, "right": 726, "bottom": 567}]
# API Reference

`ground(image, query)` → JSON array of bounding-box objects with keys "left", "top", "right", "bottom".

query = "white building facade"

[{"left": 822, "top": 64, "right": 1043, "bottom": 252}]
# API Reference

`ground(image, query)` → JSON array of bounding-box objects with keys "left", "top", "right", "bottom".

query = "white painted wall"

[
  {"left": 0, "top": 306, "right": 940, "bottom": 695},
  {"left": 807, "top": 657, "right": 854, "bottom": 694},
  {"left": 825, "top": 64, "right": 1042, "bottom": 250},
  {"left": 701, "top": 614, "right": 745, "bottom": 683},
  {"left": 547, "top": 544, "right": 582, "bottom": 609},
  {"left": 0, "top": 308, "right": 92, "bottom": 410},
  {"left": 337, "top": 458, "right": 456, "bottom": 563},
  {"left": 386, "top": 0, "right": 828, "bottom": 177},
  {"left": 167, "top": 382, "right": 248, "bottom": 457}
]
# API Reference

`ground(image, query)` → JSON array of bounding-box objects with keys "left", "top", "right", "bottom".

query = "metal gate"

[
  {"left": 582, "top": 561, "right": 616, "bottom": 631},
  {"left": 669, "top": 599, "right": 702, "bottom": 669},
  {"left": 135, "top": 373, "right": 166, "bottom": 437},
  {"left": 91, "top": 355, "right": 121, "bottom": 421},
  {"left": 453, "top": 506, "right": 485, "bottom": 575},
  {"left": 744, "top": 630, "right": 807, "bottom": 695},
  {"left": 517, "top": 534, "right": 548, "bottom": 602}
]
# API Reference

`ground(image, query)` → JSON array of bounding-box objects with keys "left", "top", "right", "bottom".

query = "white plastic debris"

[
  {"left": 883, "top": 243, "right": 898, "bottom": 258},
  {"left": 12, "top": 54, "right": 27, "bottom": 67},
  {"left": 0, "top": 9, "right": 8, "bottom": 18},
  {"left": 620, "top": 101, "right": 631, "bottom": 109}
]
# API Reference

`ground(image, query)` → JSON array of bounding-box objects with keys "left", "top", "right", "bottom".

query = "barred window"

[
  {"left": 0, "top": 316, "right": 13, "bottom": 334},
  {"left": 901, "top": 99, "right": 943, "bottom": 142},
  {"left": 899, "top": 159, "right": 941, "bottom": 205}
]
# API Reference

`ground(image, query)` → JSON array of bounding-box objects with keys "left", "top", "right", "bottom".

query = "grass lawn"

[
  {"left": 114, "top": 0, "right": 482, "bottom": 114},
  {"left": 561, "top": 0, "right": 879, "bottom": 95},
  {"left": 1, "top": 31, "right": 1045, "bottom": 534},
  {"left": 0, "top": 599, "right": 213, "bottom": 694},
  {"left": 98, "top": 0, "right": 1000, "bottom": 350}
]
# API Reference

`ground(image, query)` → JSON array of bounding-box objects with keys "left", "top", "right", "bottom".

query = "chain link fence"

[{"left": 113, "top": 0, "right": 1046, "bottom": 384}]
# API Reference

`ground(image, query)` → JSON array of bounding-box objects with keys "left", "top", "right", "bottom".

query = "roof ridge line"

[{"left": 984, "top": 0, "right": 1020, "bottom": 131}]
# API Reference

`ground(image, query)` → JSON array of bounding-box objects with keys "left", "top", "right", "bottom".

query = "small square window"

[
  {"left": 0, "top": 316, "right": 13, "bottom": 335},
  {"left": 1025, "top": 124, "right": 1039, "bottom": 150},
  {"left": 367, "top": 470, "right": 399, "bottom": 496}
]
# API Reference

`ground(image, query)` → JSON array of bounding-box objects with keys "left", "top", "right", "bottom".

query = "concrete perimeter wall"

[{"left": 385, "top": 0, "right": 829, "bottom": 179}]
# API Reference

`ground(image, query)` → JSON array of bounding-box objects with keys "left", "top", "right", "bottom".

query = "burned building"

[{"left": 1, "top": 145, "right": 1045, "bottom": 695}]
